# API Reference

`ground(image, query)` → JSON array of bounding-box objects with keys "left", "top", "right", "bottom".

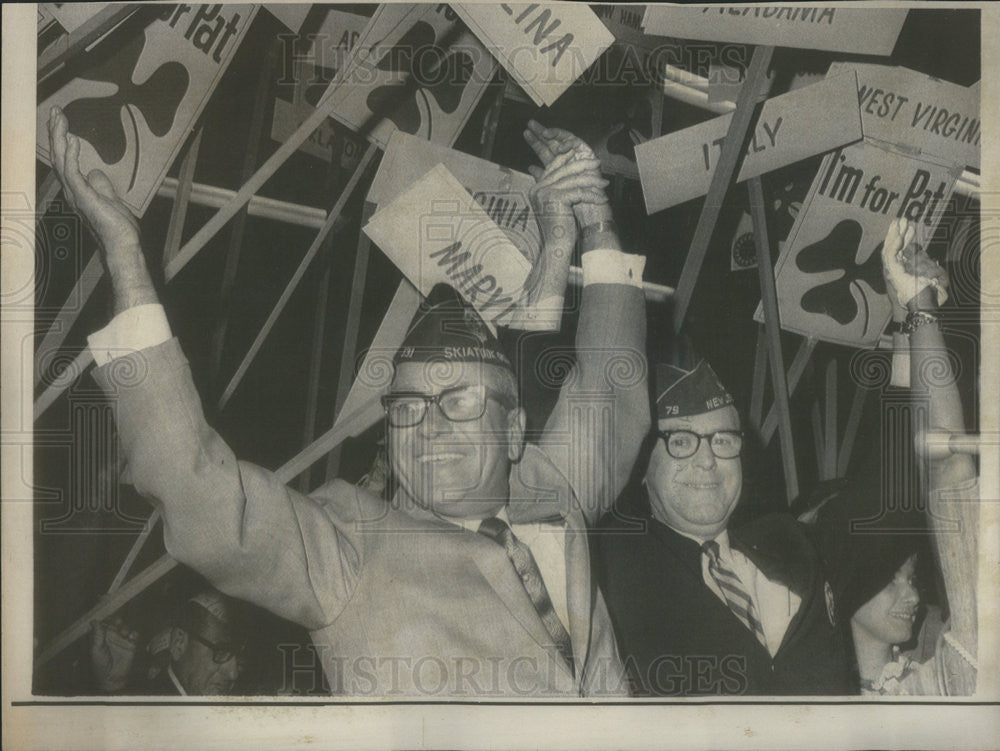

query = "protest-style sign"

[
  {"left": 593, "top": 87, "right": 664, "bottom": 180},
  {"left": 759, "top": 140, "right": 960, "bottom": 348},
  {"left": 636, "top": 73, "right": 862, "bottom": 212},
  {"left": 642, "top": 5, "right": 907, "bottom": 56},
  {"left": 46, "top": 3, "right": 110, "bottom": 33},
  {"left": 454, "top": 3, "right": 614, "bottom": 107},
  {"left": 36, "top": 4, "right": 258, "bottom": 215},
  {"left": 827, "top": 62, "right": 980, "bottom": 171},
  {"left": 363, "top": 164, "right": 534, "bottom": 328},
  {"left": 592, "top": 4, "right": 662, "bottom": 50},
  {"left": 708, "top": 62, "right": 825, "bottom": 105},
  {"left": 323, "top": 3, "right": 497, "bottom": 149},
  {"left": 270, "top": 9, "right": 368, "bottom": 166},
  {"left": 368, "top": 130, "right": 542, "bottom": 262},
  {"left": 264, "top": 4, "right": 313, "bottom": 33}
]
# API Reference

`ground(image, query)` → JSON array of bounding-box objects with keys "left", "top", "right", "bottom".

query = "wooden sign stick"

[
  {"left": 760, "top": 336, "right": 818, "bottom": 445},
  {"left": 217, "top": 144, "right": 379, "bottom": 411},
  {"left": 37, "top": 4, "right": 143, "bottom": 82},
  {"left": 837, "top": 380, "right": 869, "bottom": 477},
  {"left": 672, "top": 45, "right": 774, "bottom": 333},
  {"left": 748, "top": 174, "right": 798, "bottom": 503},
  {"left": 749, "top": 325, "right": 768, "bottom": 429},
  {"left": 823, "top": 358, "right": 839, "bottom": 481},
  {"left": 162, "top": 128, "right": 204, "bottom": 269},
  {"left": 106, "top": 510, "right": 161, "bottom": 595}
]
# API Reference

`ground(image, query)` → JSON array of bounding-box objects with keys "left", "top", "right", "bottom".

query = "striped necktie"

[
  {"left": 478, "top": 517, "right": 574, "bottom": 675},
  {"left": 702, "top": 539, "right": 767, "bottom": 649}
]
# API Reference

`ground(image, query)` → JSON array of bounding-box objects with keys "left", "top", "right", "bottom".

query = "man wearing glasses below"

[
  {"left": 594, "top": 359, "right": 852, "bottom": 695},
  {"left": 48, "top": 107, "right": 648, "bottom": 697}
]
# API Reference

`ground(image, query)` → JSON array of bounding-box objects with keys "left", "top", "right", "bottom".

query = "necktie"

[
  {"left": 702, "top": 539, "right": 768, "bottom": 649},
  {"left": 478, "top": 517, "right": 574, "bottom": 675}
]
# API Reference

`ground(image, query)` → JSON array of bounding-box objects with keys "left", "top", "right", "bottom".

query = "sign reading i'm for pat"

[
  {"left": 642, "top": 5, "right": 907, "bottom": 56},
  {"left": 455, "top": 3, "right": 614, "bottom": 107},
  {"left": 828, "top": 62, "right": 980, "bottom": 170},
  {"left": 363, "top": 165, "right": 533, "bottom": 328},
  {"left": 636, "top": 73, "right": 862, "bottom": 212},
  {"left": 760, "top": 140, "right": 959, "bottom": 348},
  {"left": 36, "top": 4, "right": 258, "bottom": 215}
]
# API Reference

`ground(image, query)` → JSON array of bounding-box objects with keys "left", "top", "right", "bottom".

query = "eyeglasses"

[
  {"left": 188, "top": 632, "right": 245, "bottom": 664},
  {"left": 654, "top": 429, "right": 743, "bottom": 460},
  {"left": 381, "top": 384, "right": 513, "bottom": 428}
]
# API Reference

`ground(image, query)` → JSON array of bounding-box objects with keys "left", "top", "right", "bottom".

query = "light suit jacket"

[{"left": 94, "top": 284, "right": 648, "bottom": 697}]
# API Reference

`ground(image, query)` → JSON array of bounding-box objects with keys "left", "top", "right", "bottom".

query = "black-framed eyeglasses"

[
  {"left": 188, "top": 632, "right": 245, "bottom": 664},
  {"left": 381, "top": 384, "right": 514, "bottom": 428},
  {"left": 654, "top": 429, "right": 744, "bottom": 460}
]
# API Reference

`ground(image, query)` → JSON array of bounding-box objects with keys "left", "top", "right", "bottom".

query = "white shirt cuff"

[
  {"left": 581, "top": 249, "right": 645, "bottom": 289},
  {"left": 87, "top": 304, "right": 172, "bottom": 366}
]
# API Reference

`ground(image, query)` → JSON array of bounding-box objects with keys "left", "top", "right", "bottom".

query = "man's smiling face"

[
  {"left": 645, "top": 405, "right": 742, "bottom": 539},
  {"left": 387, "top": 360, "right": 524, "bottom": 521}
]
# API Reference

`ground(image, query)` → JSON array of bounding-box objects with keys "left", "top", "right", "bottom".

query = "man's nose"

[{"left": 691, "top": 437, "right": 717, "bottom": 469}]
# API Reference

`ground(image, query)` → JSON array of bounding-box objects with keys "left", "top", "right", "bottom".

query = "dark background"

[{"left": 32, "top": 5, "right": 981, "bottom": 694}]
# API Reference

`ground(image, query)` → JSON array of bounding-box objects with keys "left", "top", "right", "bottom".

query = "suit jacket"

[
  {"left": 94, "top": 284, "right": 648, "bottom": 697},
  {"left": 594, "top": 500, "right": 853, "bottom": 696}
]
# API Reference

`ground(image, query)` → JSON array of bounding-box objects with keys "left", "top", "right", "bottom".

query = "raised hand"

[
  {"left": 523, "top": 120, "right": 612, "bottom": 228},
  {"left": 49, "top": 106, "right": 158, "bottom": 315},
  {"left": 48, "top": 106, "right": 141, "bottom": 255},
  {"left": 881, "top": 217, "right": 949, "bottom": 315},
  {"left": 90, "top": 617, "right": 139, "bottom": 692}
]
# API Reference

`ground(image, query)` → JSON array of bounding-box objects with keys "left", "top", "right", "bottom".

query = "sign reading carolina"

[
  {"left": 759, "top": 141, "right": 959, "bottom": 347},
  {"left": 36, "top": 4, "right": 257, "bottom": 215},
  {"left": 323, "top": 4, "right": 497, "bottom": 149},
  {"left": 369, "top": 131, "right": 542, "bottom": 264},
  {"left": 363, "top": 165, "right": 533, "bottom": 327},
  {"left": 642, "top": 6, "right": 907, "bottom": 56},
  {"left": 828, "top": 62, "right": 980, "bottom": 170},
  {"left": 636, "top": 73, "right": 862, "bottom": 212},
  {"left": 455, "top": 3, "right": 614, "bottom": 106}
]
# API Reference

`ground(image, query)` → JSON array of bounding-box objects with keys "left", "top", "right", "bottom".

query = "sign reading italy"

[
  {"left": 636, "top": 73, "right": 862, "bottom": 212},
  {"left": 642, "top": 6, "right": 907, "bottom": 56}
]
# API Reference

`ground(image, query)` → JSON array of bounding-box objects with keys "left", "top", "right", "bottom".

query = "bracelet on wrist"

[
  {"left": 901, "top": 310, "right": 938, "bottom": 335},
  {"left": 580, "top": 220, "right": 618, "bottom": 243}
]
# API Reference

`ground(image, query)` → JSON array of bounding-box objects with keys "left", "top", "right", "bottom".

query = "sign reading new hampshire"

[
  {"left": 636, "top": 73, "right": 862, "bottom": 212},
  {"left": 642, "top": 6, "right": 907, "bottom": 56}
]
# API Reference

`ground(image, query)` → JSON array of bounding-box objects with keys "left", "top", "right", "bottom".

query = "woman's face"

[{"left": 852, "top": 554, "right": 920, "bottom": 646}]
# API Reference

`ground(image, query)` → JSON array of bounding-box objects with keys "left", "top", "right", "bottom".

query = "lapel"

[
  {"left": 561, "top": 507, "right": 591, "bottom": 682},
  {"left": 393, "top": 486, "right": 577, "bottom": 680}
]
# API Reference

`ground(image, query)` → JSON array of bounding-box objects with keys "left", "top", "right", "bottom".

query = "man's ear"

[
  {"left": 506, "top": 406, "right": 527, "bottom": 462},
  {"left": 169, "top": 627, "right": 188, "bottom": 662}
]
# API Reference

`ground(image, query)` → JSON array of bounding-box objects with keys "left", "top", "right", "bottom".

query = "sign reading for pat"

[
  {"left": 363, "top": 165, "right": 533, "bottom": 328},
  {"left": 454, "top": 3, "right": 614, "bottom": 107},
  {"left": 828, "top": 62, "right": 980, "bottom": 171},
  {"left": 636, "top": 73, "right": 862, "bottom": 212},
  {"left": 37, "top": 4, "right": 257, "bottom": 215},
  {"left": 323, "top": 4, "right": 497, "bottom": 149},
  {"left": 760, "top": 141, "right": 960, "bottom": 347},
  {"left": 642, "top": 6, "right": 907, "bottom": 56},
  {"left": 368, "top": 131, "right": 542, "bottom": 265}
]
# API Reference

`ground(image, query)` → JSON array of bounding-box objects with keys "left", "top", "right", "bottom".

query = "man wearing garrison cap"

[
  {"left": 594, "top": 358, "right": 853, "bottom": 695},
  {"left": 52, "top": 105, "right": 648, "bottom": 697}
]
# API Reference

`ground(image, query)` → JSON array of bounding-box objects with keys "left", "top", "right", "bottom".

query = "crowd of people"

[{"left": 47, "top": 105, "right": 978, "bottom": 697}]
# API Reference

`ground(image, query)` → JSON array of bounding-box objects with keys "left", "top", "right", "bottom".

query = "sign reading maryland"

[
  {"left": 37, "top": 4, "right": 258, "bottom": 215},
  {"left": 642, "top": 6, "right": 907, "bottom": 56}
]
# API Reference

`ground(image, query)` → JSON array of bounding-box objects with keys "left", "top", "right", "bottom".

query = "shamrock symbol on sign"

[
  {"left": 794, "top": 219, "right": 887, "bottom": 333},
  {"left": 364, "top": 21, "right": 474, "bottom": 141},
  {"left": 63, "top": 32, "right": 189, "bottom": 190}
]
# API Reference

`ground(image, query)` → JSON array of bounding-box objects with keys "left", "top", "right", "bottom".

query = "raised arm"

[
  {"left": 523, "top": 122, "right": 649, "bottom": 525},
  {"left": 48, "top": 107, "right": 363, "bottom": 629}
]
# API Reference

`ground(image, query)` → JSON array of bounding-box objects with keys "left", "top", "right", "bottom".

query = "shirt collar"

[
  {"left": 454, "top": 505, "right": 511, "bottom": 534},
  {"left": 672, "top": 525, "right": 731, "bottom": 554}
]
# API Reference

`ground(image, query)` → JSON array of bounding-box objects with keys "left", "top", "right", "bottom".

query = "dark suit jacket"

[
  {"left": 94, "top": 284, "right": 648, "bottom": 697},
  {"left": 594, "top": 498, "right": 853, "bottom": 696}
]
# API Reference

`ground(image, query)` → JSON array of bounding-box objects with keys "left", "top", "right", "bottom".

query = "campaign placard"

[
  {"left": 264, "top": 4, "right": 312, "bottom": 33},
  {"left": 46, "top": 3, "right": 110, "bottom": 33},
  {"left": 454, "top": 3, "right": 614, "bottom": 107},
  {"left": 368, "top": 131, "right": 542, "bottom": 264},
  {"left": 36, "top": 4, "right": 258, "bottom": 215},
  {"left": 323, "top": 4, "right": 497, "bottom": 149},
  {"left": 363, "top": 164, "right": 534, "bottom": 328},
  {"left": 759, "top": 140, "right": 960, "bottom": 347},
  {"left": 636, "top": 73, "right": 862, "bottom": 212},
  {"left": 828, "top": 62, "right": 980, "bottom": 170},
  {"left": 642, "top": 5, "right": 907, "bottom": 56}
]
